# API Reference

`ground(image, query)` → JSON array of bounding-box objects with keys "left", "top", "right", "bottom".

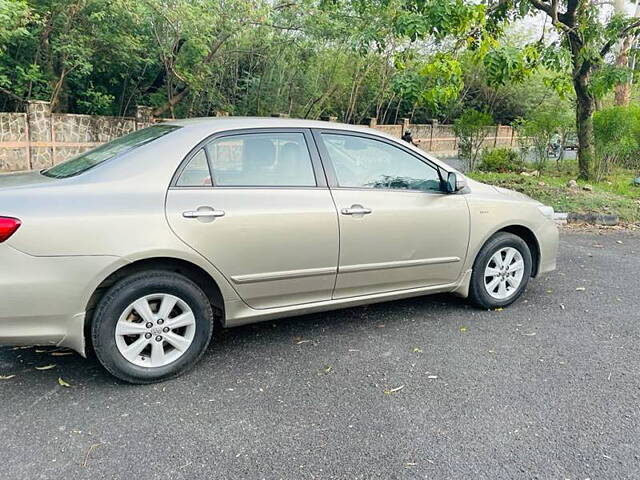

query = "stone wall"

[
  {"left": 0, "top": 101, "right": 154, "bottom": 172},
  {"left": 0, "top": 104, "right": 522, "bottom": 172}
]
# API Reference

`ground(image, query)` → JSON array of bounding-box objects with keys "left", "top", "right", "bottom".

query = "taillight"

[{"left": 0, "top": 217, "right": 21, "bottom": 243}]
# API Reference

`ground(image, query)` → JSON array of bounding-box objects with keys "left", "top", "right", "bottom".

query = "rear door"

[
  {"left": 166, "top": 128, "right": 339, "bottom": 310},
  {"left": 314, "top": 130, "right": 470, "bottom": 299}
]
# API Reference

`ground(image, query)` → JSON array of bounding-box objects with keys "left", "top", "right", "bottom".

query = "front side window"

[
  {"left": 205, "top": 132, "right": 316, "bottom": 187},
  {"left": 43, "top": 125, "right": 180, "bottom": 178},
  {"left": 321, "top": 133, "right": 443, "bottom": 192}
]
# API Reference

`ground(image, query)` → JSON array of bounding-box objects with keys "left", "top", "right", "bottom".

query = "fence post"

[
  {"left": 429, "top": 119, "right": 437, "bottom": 152},
  {"left": 27, "top": 100, "right": 53, "bottom": 170},
  {"left": 321, "top": 115, "right": 338, "bottom": 122},
  {"left": 135, "top": 106, "right": 154, "bottom": 129},
  {"left": 369, "top": 117, "right": 377, "bottom": 128},
  {"left": 401, "top": 117, "right": 410, "bottom": 135},
  {"left": 494, "top": 124, "right": 501, "bottom": 148},
  {"left": 271, "top": 113, "right": 290, "bottom": 118}
]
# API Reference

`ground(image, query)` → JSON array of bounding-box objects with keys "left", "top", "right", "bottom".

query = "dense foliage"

[
  {"left": 0, "top": 0, "right": 566, "bottom": 124},
  {"left": 593, "top": 105, "right": 640, "bottom": 179},
  {"left": 2, "top": 0, "right": 640, "bottom": 182}
]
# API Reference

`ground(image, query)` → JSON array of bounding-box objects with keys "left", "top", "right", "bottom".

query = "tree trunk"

[
  {"left": 574, "top": 76, "right": 595, "bottom": 180},
  {"left": 614, "top": 35, "right": 633, "bottom": 106}
]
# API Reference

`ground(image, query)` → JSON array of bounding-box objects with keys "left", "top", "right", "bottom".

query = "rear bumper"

[{"left": 0, "top": 244, "right": 127, "bottom": 355}]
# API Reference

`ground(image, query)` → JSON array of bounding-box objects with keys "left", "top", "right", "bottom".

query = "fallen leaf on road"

[
  {"left": 58, "top": 377, "right": 71, "bottom": 388},
  {"left": 459, "top": 327, "right": 467, "bottom": 332},
  {"left": 427, "top": 375, "right": 438, "bottom": 379},
  {"left": 616, "top": 240, "right": 623, "bottom": 244},
  {"left": 384, "top": 385, "right": 404, "bottom": 394},
  {"left": 319, "top": 365, "right": 333, "bottom": 375},
  {"left": 593, "top": 244, "right": 604, "bottom": 248},
  {"left": 494, "top": 308, "right": 503, "bottom": 311},
  {"left": 412, "top": 347, "right": 423, "bottom": 353},
  {"left": 576, "top": 287, "right": 586, "bottom": 291},
  {"left": 546, "top": 289, "right": 553, "bottom": 294},
  {"left": 35, "top": 364, "right": 56, "bottom": 371},
  {"left": 522, "top": 332, "right": 537, "bottom": 336},
  {"left": 559, "top": 304, "right": 565, "bottom": 310},
  {"left": 0, "top": 375, "right": 16, "bottom": 380},
  {"left": 51, "top": 351, "right": 74, "bottom": 356},
  {"left": 82, "top": 443, "right": 102, "bottom": 468}
]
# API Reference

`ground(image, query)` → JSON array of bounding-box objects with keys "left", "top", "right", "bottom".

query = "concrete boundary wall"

[{"left": 369, "top": 118, "right": 519, "bottom": 157}]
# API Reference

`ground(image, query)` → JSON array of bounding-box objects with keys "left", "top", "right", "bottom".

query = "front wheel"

[
  {"left": 468, "top": 232, "right": 533, "bottom": 309},
  {"left": 91, "top": 271, "right": 215, "bottom": 384}
]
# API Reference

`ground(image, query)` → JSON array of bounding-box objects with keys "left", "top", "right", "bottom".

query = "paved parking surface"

[{"left": 1, "top": 230, "right": 639, "bottom": 479}]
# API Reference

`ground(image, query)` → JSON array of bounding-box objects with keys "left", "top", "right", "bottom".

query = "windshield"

[{"left": 42, "top": 124, "right": 180, "bottom": 178}]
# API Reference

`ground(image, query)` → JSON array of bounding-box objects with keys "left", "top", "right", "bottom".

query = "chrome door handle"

[
  {"left": 182, "top": 209, "right": 225, "bottom": 219},
  {"left": 341, "top": 205, "right": 372, "bottom": 216}
]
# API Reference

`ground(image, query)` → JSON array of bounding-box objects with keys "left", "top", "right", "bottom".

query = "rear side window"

[
  {"left": 205, "top": 132, "right": 316, "bottom": 187},
  {"left": 42, "top": 125, "right": 180, "bottom": 178},
  {"left": 176, "top": 149, "right": 212, "bottom": 187}
]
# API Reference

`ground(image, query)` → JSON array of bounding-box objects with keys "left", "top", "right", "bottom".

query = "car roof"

[{"left": 163, "top": 116, "right": 375, "bottom": 134}]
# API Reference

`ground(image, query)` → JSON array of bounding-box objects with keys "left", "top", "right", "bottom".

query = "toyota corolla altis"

[{"left": 0, "top": 118, "right": 558, "bottom": 383}]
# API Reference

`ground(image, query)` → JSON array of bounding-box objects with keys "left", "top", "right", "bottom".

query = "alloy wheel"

[
  {"left": 483, "top": 247, "right": 525, "bottom": 300},
  {"left": 114, "top": 293, "right": 196, "bottom": 368}
]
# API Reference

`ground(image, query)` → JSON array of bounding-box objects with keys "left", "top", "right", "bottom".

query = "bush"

[
  {"left": 593, "top": 105, "right": 640, "bottom": 179},
  {"left": 479, "top": 148, "right": 522, "bottom": 172},
  {"left": 454, "top": 109, "right": 493, "bottom": 171}
]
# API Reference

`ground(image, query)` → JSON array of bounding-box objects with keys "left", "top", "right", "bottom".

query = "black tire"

[
  {"left": 468, "top": 232, "right": 533, "bottom": 309},
  {"left": 91, "top": 270, "right": 214, "bottom": 384}
]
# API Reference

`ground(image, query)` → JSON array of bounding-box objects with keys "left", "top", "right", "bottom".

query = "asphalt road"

[{"left": 1, "top": 230, "right": 639, "bottom": 480}]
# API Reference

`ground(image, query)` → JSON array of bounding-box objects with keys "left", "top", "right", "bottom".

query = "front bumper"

[
  {"left": 0, "top": 244, "right": 126, "bottom": 355},
  {"left": 535, "top": 219, "right": 559, "bottom": 276}
]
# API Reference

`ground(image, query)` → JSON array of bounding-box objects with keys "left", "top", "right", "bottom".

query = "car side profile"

[{"left": 0, "top": 118, "right": 558, "bottom": 383}]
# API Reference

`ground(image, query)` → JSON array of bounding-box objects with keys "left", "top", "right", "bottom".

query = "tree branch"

[
  {"left": 0, "top": 86, "right": 25, "bottom": 103},
  {"left": 600, "top": 18, "right": 640, "bottom": 57}
]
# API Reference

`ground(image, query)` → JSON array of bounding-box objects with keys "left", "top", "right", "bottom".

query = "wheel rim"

[
  {"left": 114, "top": 293, "right": 196, "bottom": 368},
  {"left": 483, "top": 247, "right": 525, "bottom": 300}
]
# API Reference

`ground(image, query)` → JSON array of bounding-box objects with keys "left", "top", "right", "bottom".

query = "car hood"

[
  {"left": 466, "top": 177, "right": 541, "bottom": 205},
  {"left": 0, "top": 170, "right": 57, "bottom": 190}
]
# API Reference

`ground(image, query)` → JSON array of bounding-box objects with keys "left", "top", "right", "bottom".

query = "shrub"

[
  {"left": 593, "top": 105, "right": 640, "bottom": 180},
  {"left": 479, "top": 148, "right": 522, "bottom": 172}
]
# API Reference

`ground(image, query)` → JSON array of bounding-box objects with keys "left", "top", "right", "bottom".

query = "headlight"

[{"left": 537, "top": 205, "right": 555, "bottom": 220}]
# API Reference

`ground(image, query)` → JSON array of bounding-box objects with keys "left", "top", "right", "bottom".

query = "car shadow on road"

[{"left": 0, "top": 293, "right": 471, "bottom": 388}]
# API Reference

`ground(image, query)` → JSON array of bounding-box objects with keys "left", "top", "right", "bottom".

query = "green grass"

[{"left": 468, "top": 163, "right": 640, "bottom": 223}]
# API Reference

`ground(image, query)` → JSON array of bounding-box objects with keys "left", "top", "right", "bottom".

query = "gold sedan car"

[{"left": 0, "top": 118, "right": 558, "bottom": 383}]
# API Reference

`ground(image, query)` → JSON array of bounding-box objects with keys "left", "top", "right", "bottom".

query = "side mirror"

[{"left": 445, "top": 172, "right": 467, "bottom": 193}]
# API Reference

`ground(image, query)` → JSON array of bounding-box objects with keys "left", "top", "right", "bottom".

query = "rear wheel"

[
  {"left": 468, "top": 232, "right": 532, "bottom": 309},
  {"left": 92, "top": 271, "right": 214, "bottom": 384}
]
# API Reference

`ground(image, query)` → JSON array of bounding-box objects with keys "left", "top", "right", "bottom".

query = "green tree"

[{"left": 389, "top": 0, "right": 640, "bottom": 180}]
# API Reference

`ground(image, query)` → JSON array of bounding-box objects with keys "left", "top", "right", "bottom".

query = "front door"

[
  {"left": 166, "top": 129, "right": 339, "bottom": 310},
  {"left": 314, "top": 131, "right": 470, "bottom": 299}
]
